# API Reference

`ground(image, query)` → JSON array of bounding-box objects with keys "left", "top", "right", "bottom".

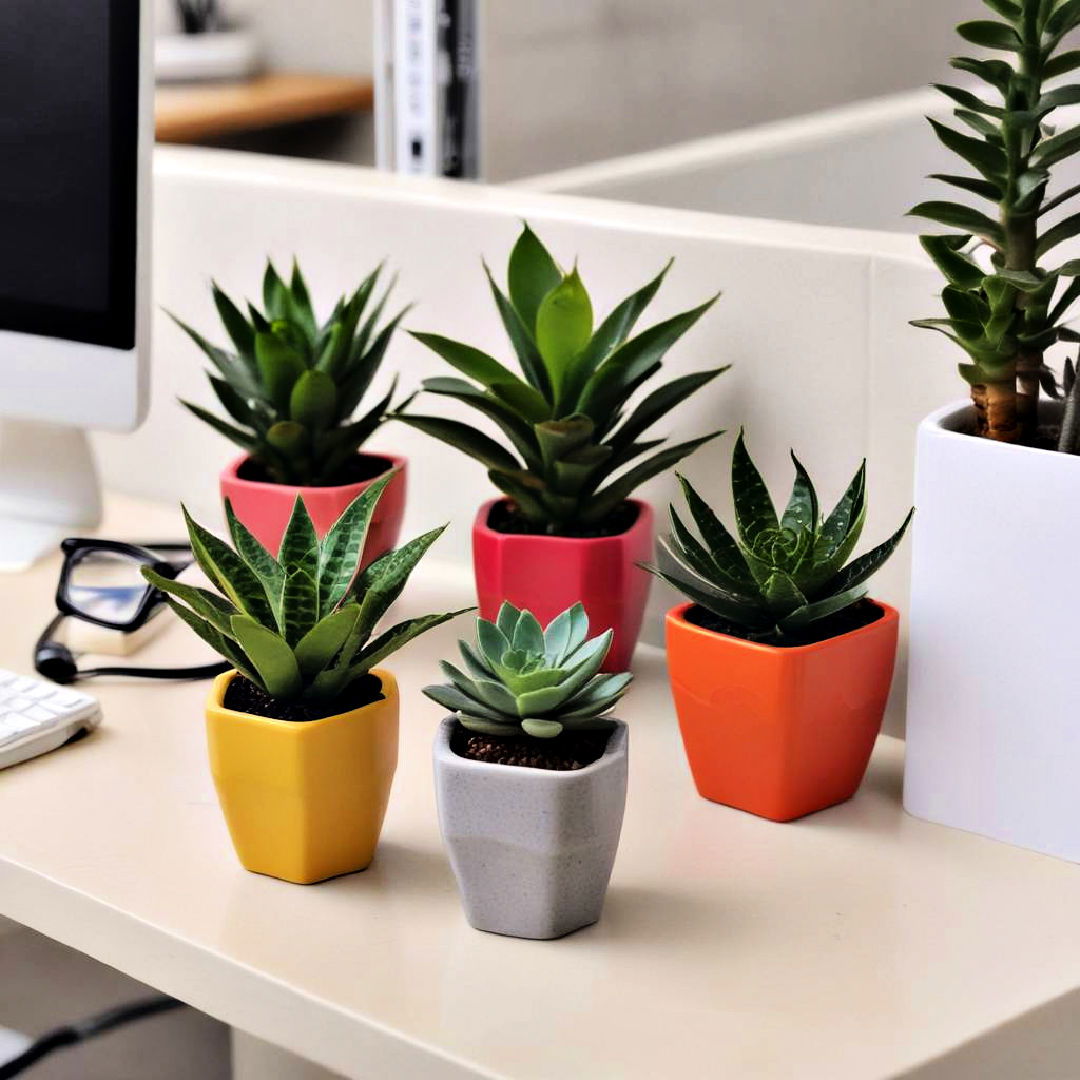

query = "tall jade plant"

[{"left": 912, "top": 0, "right": 1080, "bottom": 447}]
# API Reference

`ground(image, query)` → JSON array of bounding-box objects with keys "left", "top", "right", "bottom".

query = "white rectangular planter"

[{"left": 904, "top": 400, "right": 1080, "bottom": 860}]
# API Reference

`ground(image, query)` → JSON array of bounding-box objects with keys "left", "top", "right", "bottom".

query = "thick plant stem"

[
  {"left": 977, "top": 375, "right": 1021, "bottom": 443},
  {"left": 1016, "top": 348, "right": 1043, "bottom": 437}
]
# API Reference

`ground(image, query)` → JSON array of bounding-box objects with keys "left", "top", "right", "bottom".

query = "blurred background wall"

[{"left": 157, "top": 0, "right": 982, "bottom": 180}]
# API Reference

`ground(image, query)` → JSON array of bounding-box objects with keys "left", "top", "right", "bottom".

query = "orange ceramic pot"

[
  {"left": 220, "top": 452, "right": 406, "bottom": 568},
  {"left": 666, "top": 600, "right": 900, "bottom": 822}
]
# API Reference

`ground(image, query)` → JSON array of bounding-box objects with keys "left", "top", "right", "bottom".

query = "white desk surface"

[{"left": 2, "top": 494, "right": 1079, "bottom": 1080}]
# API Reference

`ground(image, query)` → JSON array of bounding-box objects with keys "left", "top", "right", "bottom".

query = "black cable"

[{"left": 0, "top": 995, "right": 186, "bottom": 1078}]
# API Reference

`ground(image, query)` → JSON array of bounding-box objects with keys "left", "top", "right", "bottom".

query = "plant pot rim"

[
  {"left": 921, "top": 398, "right": 1074, "bottom": 465},
  {"left": 435, "top": 715, "right": 627, "bottom": 779},
  {"left": 221, "top": 451, "right": 406, "bottom": 494},
  {"left": 209, "top": 668, "right": 397, "bottom": 730},
  {"left": 474, "top": 498, "right": 652, "bottom": 544},
  {"left": 666, "top": 600, "right": 898, "bottom": 656}
]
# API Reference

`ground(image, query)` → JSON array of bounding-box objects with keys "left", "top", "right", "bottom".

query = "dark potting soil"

[
  {"left": 450, "top": 722, "right": 611, "bottom": 771},
  {"left": 224, "top": 673, "right": 384, "bottom": 722},
  {"left": 684, "top": 598, "right": 884, "bottom": 648},
  {"left": 237, "top": 455, "right": 395, "bottom": 488},
  {"left": 487, "top": 499, "right": 639, "bottom": 539}
]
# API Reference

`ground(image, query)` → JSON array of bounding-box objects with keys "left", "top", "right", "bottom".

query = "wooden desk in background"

[{"left": 155, "top": 73, "right": 374, "bottom": 144}]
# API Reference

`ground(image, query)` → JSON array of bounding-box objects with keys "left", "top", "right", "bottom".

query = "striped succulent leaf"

[
  {"left": 645, "top": 432, "right": 913, "bottom": 645},
  {"left": 424, "top": 602, "right": 632, "bottom": 739},
  {"left": 142, "top": 474, "right": 471, "bottom": 707},
  {"left": 175, "top": 258, "right": 408, "bottom": 486}
]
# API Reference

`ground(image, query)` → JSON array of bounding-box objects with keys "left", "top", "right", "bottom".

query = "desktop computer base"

[{"left": 0, "top": 421, "right": 102, "bottom": 572}]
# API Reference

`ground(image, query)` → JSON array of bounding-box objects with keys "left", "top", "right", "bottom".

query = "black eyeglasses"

[{"left": 36, "top": 539, "right": 229, "bottom": 684}]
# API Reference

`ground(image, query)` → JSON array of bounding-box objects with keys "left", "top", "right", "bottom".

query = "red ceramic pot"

[
  {"left": 472, "top": 499, "right": 654, "bottom": 672},
  {"left": 665, "top": 600, "right": 900, "bottom": 822},
  {"left": 220, "top": 453, "right": 407, "bottom": 567}
]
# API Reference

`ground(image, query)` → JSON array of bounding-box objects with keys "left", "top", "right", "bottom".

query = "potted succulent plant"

[
  {"left": 156, "top": 0, "right": 261, "bottom": 84},
  {"left": 396, "top": 224, "right": 725, "bottom": 671},
  {"left": 905, "top": 0, "right": 1080, "bottom": 858},
  {"left": 648, "top": 434, "right": 911, "bottom": 822},
  {"left": 425, "top": 602, "right": 632, "bottom": 939},
  {"left": 173, "top": 258, "right": 408, "bottom": 567},
  {"left": 142, "top": 474, "right": 469, "bottom": 884}
]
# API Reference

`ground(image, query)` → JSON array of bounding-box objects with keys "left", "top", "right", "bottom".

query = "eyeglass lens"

[{"left": 66, "top": 550, "right": 151, "bottom": 625}]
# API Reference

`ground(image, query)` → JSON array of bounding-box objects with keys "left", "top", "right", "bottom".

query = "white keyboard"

[{"left": 0, "top": 671, "right": 101, "bottom": 770}]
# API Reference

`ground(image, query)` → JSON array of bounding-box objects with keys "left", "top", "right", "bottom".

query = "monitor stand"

[{"left": 0, "top": 420, "right": 102, "bottom": 572}]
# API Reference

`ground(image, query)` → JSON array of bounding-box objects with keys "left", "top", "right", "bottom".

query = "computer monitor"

[{"left": 0, "top": 0, "right": 152, "bottom": 569}]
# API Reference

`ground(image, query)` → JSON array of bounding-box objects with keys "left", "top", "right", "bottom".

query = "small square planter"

[
  {"left": 220, "top": 452, "right": 406, "bottom": 567},
  {"left": 471, "top": 499, "right": 653, "bottom": 672},
  {"left": 433, "top": 717, "right": 629, "bottom": 940},
  {"left": 666, "top": 601, "right": 899, "bottom": 822},
  {"left": 206, "top": 669, "right": 399, "bottom": 884},
  {"left": 905, "top": 401, "right": 1080, "bottom": 860}
]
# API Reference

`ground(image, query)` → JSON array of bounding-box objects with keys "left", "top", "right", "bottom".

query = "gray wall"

[{"left": 166, "top": 0, "right": 982, "bottom": 179}]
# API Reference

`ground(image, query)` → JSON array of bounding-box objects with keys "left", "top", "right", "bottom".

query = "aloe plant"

[
  {"left": 173, "top": 258, "right": 407, "bottom": 487},
  {"left": 911, "top": 0, "right": 1080, "bottom": 444},
  {"left": 395, "top": 224, "right": 726, "bottom": 534},
  {"left": 423, "top": 602, "right": 632, "bottom": 738},
  {"left": 646, "top": 434, "right": 913, "bottom": 645},
  {"left": 142, "top": 475, "right": 469, "bottom": 706}
]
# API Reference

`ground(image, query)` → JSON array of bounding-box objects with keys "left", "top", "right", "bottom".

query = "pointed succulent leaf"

[
  {"left": 507, "top": 223, "right": 562, "bottom": 335},
  {"left": 675, "top": 474, "right": 755, "bottom": 589},
  {"left": 294, "top": 604, "right": 361, "bottom": 675},
  {"left": 423, "top": 683, "right": 509, "bottom": 722},
  {"left": 822, "top": 510, "right": 914, "bottom": 596},
  {"left": 255, "top": 331, "right": 307, "bottom": 411},
  {"left": 542, "top": 603, "right": 583, "bottom": 664},
  {"left": 318, "top": 475, "right": 393, "bottom": 610},
  {"left": 277, "top": 496, "right": 319, "bottom": 577},
  {"left": 608, "top": 367, "right": 729, "bottom": 452},
  {"left": 353, "top": 526, "right": 448, "bottom": 643},
  {"left": 211, "top": 282, "right": 256, "bottom": 360},
  {"left": 290, "top": 369, "right": 337, "bottom": 431},
  {"left": 731, "top": 432, "right": 779, "bottom": 546},
  {"left": 279, "top": 568, "right": 319, "bottom": 646},
  {"left": 179, "top": 402, "right": 256, "bottom": 452},
  {"left": 393, "top": 413, "right": 522, "bottom": 473},
  {"left": 224, "top": 500, "right": 283, "bottom": 593},
  {"left": 141, "top": 566, "right": 237, "bottom": 636},
  {"left": 482, "top": 262, "right": 553, "bottom": 400},
  {"left": 350, "top": 609, "right": 472, "bottom": 679},
  {"left": 159, "top": 598, "right": 256, "bottom": 684},
  {"left": 577, "top": 295, "right": 719, "bottom": 422},
  {"left": 536, "top": 268, "right": 594, "bottom": 400},
  {"left": 182, "top": 506, "right": 274, "bottom": 626},
  {"left": 229, "top": 615, "right": 302, "bottom": 699},
  {"left": 781, "top": 452, "right": 819, "bottom": 536},
  {"left": 780, "top": 587, "right": 869, "bottom": 631},
  {"left": 582, "top": 431, "right": 722, "bottom": 525}
]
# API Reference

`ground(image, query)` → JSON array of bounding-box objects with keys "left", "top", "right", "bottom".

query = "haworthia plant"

[
  {"left": 911, "top": 0, "right": 1080, "bottom": 445},
  {"left": 646, "top": 433, "right": 913, "bottom": 645},
  {"left": 395, "top": 223, "right": 726, "bottom": 533},
  {"left": 423, "top": 602, "right": 632, "bottom": 739},
  {"left": 142, "top": 474, "right": 471, "bottom": 706},
  {"left": 173, "top": 258, "right": 407, "bottom": 487}
]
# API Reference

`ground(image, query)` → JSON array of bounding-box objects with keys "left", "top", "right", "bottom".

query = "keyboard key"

[{"left": 24, "top": 706, "right": 57, "bottom": 725}]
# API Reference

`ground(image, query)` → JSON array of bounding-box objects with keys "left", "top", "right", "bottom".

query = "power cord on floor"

[{"left": 0, "top": 995, "right": 187, "bottom": 1078}]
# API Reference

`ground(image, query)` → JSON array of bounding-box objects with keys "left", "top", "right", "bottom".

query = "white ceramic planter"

[
  {"left": 155, "top": 30, "right": 259, "bottom": 83},
  {"left": 905, "top": 400, "right": 1080, "bottom": 860},
  {"left": 433, "top": 718, "right": 628, "bottom": 940}
]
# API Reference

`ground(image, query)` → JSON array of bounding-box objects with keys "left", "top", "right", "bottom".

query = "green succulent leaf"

[
  {"left": 230, "top": 615, "right": 302, "bottom": 699},
  {"left": 507, "top": 224, "right": 563, "bottom": 336}
]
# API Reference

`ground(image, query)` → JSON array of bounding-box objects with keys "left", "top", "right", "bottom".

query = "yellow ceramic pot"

[{"left": 205, "top": 669, "right": 399, "bottom": 884}]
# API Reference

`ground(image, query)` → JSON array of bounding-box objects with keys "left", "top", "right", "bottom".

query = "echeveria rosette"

[
  {"left": 142, "top": 474, "right": 471, "bottom": 705},
  {"left": 424, "top": 602, "right": 632, "bottom": 739},
  {"left": 646, "top": 432, "right": 913, "bottom": 645},
  {"left": 396, "top": 223, "right": 727, "bottom": 534},
  {"left": 173, "top": 258, "right": 409, "bottom": 487}
]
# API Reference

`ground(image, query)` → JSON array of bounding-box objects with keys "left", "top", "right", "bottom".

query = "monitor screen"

[{"left": 0, "top": 0, "right": 140, "bottom": 351}]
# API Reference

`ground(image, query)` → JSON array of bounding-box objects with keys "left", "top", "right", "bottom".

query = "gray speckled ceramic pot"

[{"left": 433, "top": 717, "right": 629, "bottom": 940}]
